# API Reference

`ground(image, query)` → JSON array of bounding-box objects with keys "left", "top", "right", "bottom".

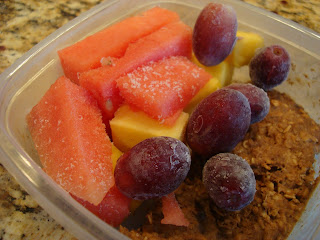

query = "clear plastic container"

[{"left": 0, "top": 0, "right": 319, "bottom": 239}]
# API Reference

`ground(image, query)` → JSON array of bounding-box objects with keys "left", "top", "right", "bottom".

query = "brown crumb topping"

[{"left": 120, "top": 91, "right": 320, "bottom": 240}]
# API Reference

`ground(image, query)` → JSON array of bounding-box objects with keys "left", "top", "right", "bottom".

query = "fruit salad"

[{"left": 26, "top": 3, "right": 320, "bottom": 240}]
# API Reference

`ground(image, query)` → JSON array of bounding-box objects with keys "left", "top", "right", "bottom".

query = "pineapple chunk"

[
  {"left": 191, "top": 54, "right": 234, "bottom": 87},
  {"left": 111, "top": 143, "right": 142, "bottom": 211},
  {"left": 184, "top": 77, "right": 221, "bottom": 114},
  {"left": 130, "top": 199, "right": 143, "bottom": 212},
  {"left": 111, "top": 143, "right": 123, "bottom": 172},
  {"left": 227, "top": 31, "right": 264, "bottom": 67},
  {"left": 110, "top": 104, "right": 189, "bottom": 152}
]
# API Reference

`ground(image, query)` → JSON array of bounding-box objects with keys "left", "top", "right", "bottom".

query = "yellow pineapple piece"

[
  {"left": 110, "top": 105, "right": 189, "bottom": 152},
  {"left": 130, "top": 199, "right": 143, "bottom": 212},
  {"left": 191, "top": 54, "right": 234, "bottom": 87},
  {"left": 111, "top": 143, "right": 142, "bottom": 211},
  {"left": 184, "top": 77, "right": 221, "bottom": 114},
  {"left": 227, "top": 31, "right": 264, "bottom": 67},
  {"left": 111, "top": 143, "right": 123, "bottom": 172},
  {"left": 208, "top": 61, "right": 234, "bottom": 87}
]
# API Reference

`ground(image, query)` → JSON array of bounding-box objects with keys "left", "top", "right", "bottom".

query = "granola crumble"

[{"left": 120, "top": 91, "right": 320, "bottom": 240}]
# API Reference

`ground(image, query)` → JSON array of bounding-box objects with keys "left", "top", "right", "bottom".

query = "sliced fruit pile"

[{"left": 26, "top": 3, "right": 290, "bottom": 229}]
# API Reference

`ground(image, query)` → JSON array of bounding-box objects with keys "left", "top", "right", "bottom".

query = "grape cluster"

[{"left": 185, "top": 82, "right": 270, "bottom": 210}]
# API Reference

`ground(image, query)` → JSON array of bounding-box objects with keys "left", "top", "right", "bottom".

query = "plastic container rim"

[{"left": 0, "top": 0, "right": 319, "bottom": 240}]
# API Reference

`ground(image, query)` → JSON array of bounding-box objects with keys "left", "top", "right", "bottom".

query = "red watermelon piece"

[
  {"left": 161, "top": 192, "right": 189, "bottom": 227},
  {"left": 116, "top": 56, "right": 211, "bottom": 120},
  {"left": 58, "top": 7, "right": 180, "bottom": 83},
  {"left": 79, "top": 21, "right": 192, "bottom": 126},
  {"left": 72, "top": 186, "right": 131, "bottom": 227},
  {"left": 79, "top": 66, "right": 123, "bottom": 134},
  {"left": 26, "top": 76, "right": 114, "bottom": 205}
]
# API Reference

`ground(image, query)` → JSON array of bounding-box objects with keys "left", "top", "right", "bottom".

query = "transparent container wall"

[{"left": 0, "top": 0, "right": 319, "bottom": 239}]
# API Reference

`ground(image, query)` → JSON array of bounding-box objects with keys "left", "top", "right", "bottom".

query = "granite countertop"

[{"left": 0, "top": 0, "right": 319, "bottom": 239}]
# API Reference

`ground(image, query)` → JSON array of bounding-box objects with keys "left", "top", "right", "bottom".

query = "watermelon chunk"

[
  {"left": 161, "top": 192, "right": 189, "bottom": 227},
  {"left": 58, "top": 7, "right": 180, "bottom": 83},
  {"left": 116, "top": 56, "right": 211, "bottom": 120},
  {"left": 79, "top": 21, "right": 192, "bottom": 125},
  {"left": 26, "top": 76, "right": 114, "bottom": 205},
  {"left": 72, "top": 186, "right": 131, "bottom": 227}
]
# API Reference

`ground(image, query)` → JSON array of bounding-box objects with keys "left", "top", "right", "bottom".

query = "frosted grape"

[
  {"left": 114, "top": 137, "right": 191, "bottom": 200},
  {"left": 249, "top": 45, "right": 290, "bottom": 91},
  {"left": 226, "top": 83, "right": 270, "bottom": 124},
  {"left": 186, "top": 88, "right": 251, "bottom": 158},
  {"left": 192, "top": 3, "right": 238, "bottom": 66},
  {"left": 203, "top": 153, "right": 256, "bottom": 211}
]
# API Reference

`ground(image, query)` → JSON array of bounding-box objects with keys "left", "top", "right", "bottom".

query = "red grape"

[
  {"left": 203, "top": 153, "right": 256, "bottom": 211},
  {"left": 114, "top": 137, "right": 191, "bottom": 200},
  {"left": 249, "top": 45, "right": 291, "bottom": 91},
  {"left": 226, "top": 83, "right": 270, "bottom": 124},
  {"left": 186, "top": 88, "right": 251, "bottom": 158},
  {"left": 192, "top": 3, "right": 238, "bottom": 66}
]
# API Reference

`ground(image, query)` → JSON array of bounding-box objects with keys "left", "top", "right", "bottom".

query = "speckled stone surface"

[{"left": 0, "top": 0, "right": 319, "bottom": 239}]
